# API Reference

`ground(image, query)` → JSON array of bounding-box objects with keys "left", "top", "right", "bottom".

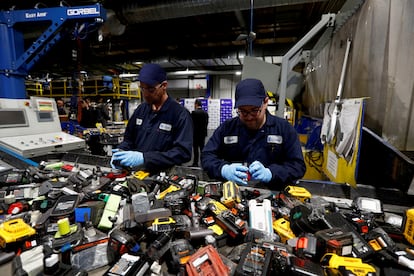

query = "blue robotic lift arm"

[{"left": 0, "top": 4, "right": 106, "bottom": 99}]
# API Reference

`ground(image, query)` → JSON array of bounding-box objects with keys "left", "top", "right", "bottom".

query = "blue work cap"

[
  {"left": 138, "top": 64, "right": 167, "bottom": 86},
  {"left": 235, "top": 78, "right": 266, "bottom": 108}
]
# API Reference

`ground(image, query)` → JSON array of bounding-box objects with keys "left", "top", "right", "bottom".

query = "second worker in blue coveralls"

[
  {"left": 201, "top": 78, "right": 305, "bottom": 188},
  {"left": 110, "top": 63, "right": 193, "bottom": 174}
]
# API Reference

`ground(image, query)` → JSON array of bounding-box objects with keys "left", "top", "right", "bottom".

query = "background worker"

[
  {"left": 96, "top": 96, "right": 111, "bottom": 128},
  {"left": 79, "top": 97, "right": 103, "bottom": 155},
  {"left": 56, "top": 98, "right": 67, "bottom": 115},
  {"left": 111, "top": 63, "right": 193, "bottom": 174},
  {"left": 191, "top": 99, "right": 209, "bottom": 167},
  {"left": 79, "top": 97, "right": 99, "bottom": 128},
  {"left": 201, "top": 78, "right": 306, "bottom": 188}
]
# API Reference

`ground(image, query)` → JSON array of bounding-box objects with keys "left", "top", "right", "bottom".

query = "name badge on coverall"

[
  {"left": 136, "top": 118, "right": 143, "bottom": 125},
  {"left": 159, "top": 123, "right": 172, "bottom": 132},
  {"left": 267, "top": 135, "right": 282, "bottom": 144},
  {"left": 224, "top": 136, "right": 238, "bottom": 144}
]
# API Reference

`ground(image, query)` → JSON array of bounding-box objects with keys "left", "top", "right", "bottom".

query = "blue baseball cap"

[
  {"left": 235, "top": 78, "right": 266, "bottom": 108},
  {"left": 138, "top": 63, "right": 167, "bottom": 86}
]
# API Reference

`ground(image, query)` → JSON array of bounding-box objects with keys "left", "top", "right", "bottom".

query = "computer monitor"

[{"left": 0, "top": 109, "right": 28, "bottom": 128}]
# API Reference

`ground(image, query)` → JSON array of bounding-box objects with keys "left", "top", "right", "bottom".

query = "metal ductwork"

[{"left": 116, "top": 0, "right": 331, "bottom": 24}]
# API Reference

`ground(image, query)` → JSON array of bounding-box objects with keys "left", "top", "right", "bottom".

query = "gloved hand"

[
  {"left": 110, "top": 151, "right": 144, "bottom": 169},
  {"left": 221, "top": 163, "right": 249, "bottom": 185},
  {"left": 249, "top": 161, "right": 272, "bottom": 183}
]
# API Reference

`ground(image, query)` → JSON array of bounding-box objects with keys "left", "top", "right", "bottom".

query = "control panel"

[
  {"left": 0, "top": 97, "right": 85, "bottom": 158},
  {"left": 0, "top": 132, "right": 85, "bottom": 158}
]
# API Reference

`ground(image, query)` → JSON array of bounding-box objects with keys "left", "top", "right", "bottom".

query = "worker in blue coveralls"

[
  {"left": 110, "top": 63, "right": 193, "bottom": 174},
  {"left": 201, "top": 78, "right": 305, "bottom": 188}
]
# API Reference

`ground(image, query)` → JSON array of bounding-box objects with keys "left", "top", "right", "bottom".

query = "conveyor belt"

[
  {"left": 297, "top": 180, "right": 414, "bottom": 214},
  {"left": 0, "top": 148, "right": 37, "bottom": 169}
]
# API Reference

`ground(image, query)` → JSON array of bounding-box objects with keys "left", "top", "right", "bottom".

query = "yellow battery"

[
  {"left": 221, "top": 181, "right": 241, "bottom": 208},
  {"left": 320, "top": 253, "right": 376, "bottom": 276},
  {"left": 0, "top": 218, "right": 36, "bottom": 248},
  {"left": 284, "top": 185, "right": 312, "bottom": 202},
  {"left": 208, "top": 199, "right": 228, "bottom": 216},
  {"left": 208, "top": 224, "right": 224, "bottom": 235},
  {"left": 402, "top": 208, "right": 414, "bottom": 246},
  {"left": 273, "top": 218, "right": 296, "bottom": 243}
]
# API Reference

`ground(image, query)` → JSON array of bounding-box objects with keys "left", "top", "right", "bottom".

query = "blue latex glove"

[
  {"left": 221, "top": 163, "right": 249, "bottom": 185},
  {"left": 249, "top": 161, "right": 272, "bottom": 183},
  {"left": 110, "top": 151, "right": 144, "bottom": 169}
]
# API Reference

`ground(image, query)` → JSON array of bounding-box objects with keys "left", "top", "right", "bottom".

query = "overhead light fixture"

[
  {"left": 236, "top": 34, "right": 248, "bottom": 41},
  {"left": 119, "top": 73, "right": 138, "bottom": 78},
  {"left": 236, "top": 31, "right": 256, "bottom": 42}
]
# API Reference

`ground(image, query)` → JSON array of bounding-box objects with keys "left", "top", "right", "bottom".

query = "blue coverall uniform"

[
  {"left": 201, "top": 110, "right": 305, "bottom": 188},
  {"left": 118, "top": 97, "right": 193, "bottom": 173}
]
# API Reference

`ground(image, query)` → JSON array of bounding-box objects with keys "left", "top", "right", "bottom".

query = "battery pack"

[
  {"left": 323, "top": 212, "right": 373, "bottom": 259},
  {"left": 249, "top": 199, "right": 273, "bottom": 238},
  {"left": 402, "top": 208, "right": 414, "bottom": 246},
  {"left": 104, "top": 253, "right": 151, "bottom": 276},
  {"left": 315, "top": 228, "right": 353, "bottom": 257}
]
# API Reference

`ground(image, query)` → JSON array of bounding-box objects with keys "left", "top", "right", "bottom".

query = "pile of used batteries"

[{"left": 1, "top": 163, "right": 414, "bottom": 276}]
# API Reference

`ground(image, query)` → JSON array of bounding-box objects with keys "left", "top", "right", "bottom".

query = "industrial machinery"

[
  {"left": 0, "top": 4, "right": 106, "bottom": 99},
  {"left": 0, "top": 97, "right": 85, "bottom": 158}
]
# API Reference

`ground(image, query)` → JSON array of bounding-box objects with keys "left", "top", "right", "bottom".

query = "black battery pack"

[
  {"left": 323, "top": 212, "right": 374, "bottom": 260},
  {"left": 104, "top": 253, "right": 151, "bottom": 276}
]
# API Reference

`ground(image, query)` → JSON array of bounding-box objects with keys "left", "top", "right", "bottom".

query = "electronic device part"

[
  {"left": 402, "top": 208, "right": 414, "bottom": 246},
  {"left": 75, "top": 200, "right": 105, "bottom": 227},
  {"left": 203, "top": 182, "right": 222, "bottom": 199},
  {"left": 273, "top": 218, "right": 296, "bottom": 243},
  {"left": 275, "top": 191, "right": 303, "bottom": 210},
  {"left": 235, "top": 242, "right": 272, "bottom": 276},
  {"left": 323, "top": 212, "right": 374, "bottom": 260},
  {"left": 320, "top": 253, "right": 377, "bottom": 276},
  {"left": 0, "top": 218, "right": 36, "bottom": 248},
  {"left": 172, "top": 214, "right": 192, "bottom": 232},
  {"left": 288, "top": 255, "right": 325, "bottom": 276},
  {"left": 146, "top": 231, "right": 173, "bottom": 261},
  {"left": 249, "top": 199, "right": 273, "bottom": 239},
  {"left": 98, "top": 194, "right": 122, "bottom": 230},
  {"left": 290, "top": 204, "right": 325, "bottom": 235},
  {"left": 12, "top": 245, "right": 44, "bottom": 276},
  {"left": 184, "top": 227, "right": 215, "bottom": 241},
  {"left": 207, "top": 199, "right": 228, "bottom": 216},
  {"left": 352, "top": 197, "right": 383, "bottom": 215},
  {"left": 148, "top": 217, "right": 176, "bottom": 234},
  {"left": 0, "top": 170, "right": 31, "bottom": 185},
  {"left": 221, "top": 181, "right": 241, "bottom": 208},
  {"left": 169, "top": 238, "right": 195, "bottom": 269},
  {"left": 135, "top": 208, "right": 172, "bottom": 224},
  {"left": 215, "top": 209, "right": 247, "bottom": 239},
  {"left": 315, "top": 227, "right": 353, "bottom": 257},
  {"left": 185, "top": 245, "right": 229, "bottom": 276},
  {"left": 164, "top": 189, "right": 190, "bottom": 215},
  {"left": 107, "top": 229, "right": 140, "bottom": 264},
  {"left": 49, "top": 194, "right": 80, "bottom": 221},
  {"left": 51, "top": 223, "right": 83, "bottom": 252},
  {"left": 104, "top": 253, "right": 151, "bottom": 276},
  {"left": 156, "top": 184, "right": 180, "bottom": 200},
  {"left": 285, "top": 185, "right": 312, "bottom": 203}
]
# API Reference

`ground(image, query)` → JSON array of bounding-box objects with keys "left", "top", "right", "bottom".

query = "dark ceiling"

[{"left": 0, "top": 0, "right": 348, "bottom": 77}]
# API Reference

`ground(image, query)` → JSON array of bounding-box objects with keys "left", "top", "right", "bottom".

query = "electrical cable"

[{"left": 305, "top": 150, "right": 324, "bottom": 175}]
